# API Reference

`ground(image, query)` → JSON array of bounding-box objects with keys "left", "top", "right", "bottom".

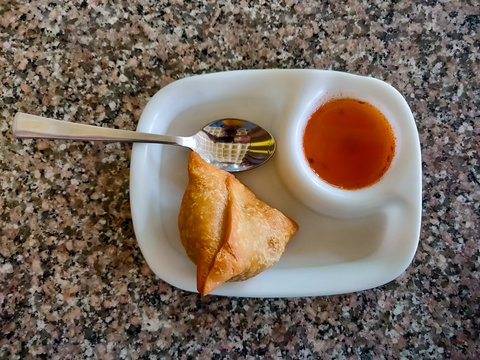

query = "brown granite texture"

[{"left": 1, "top": 0, "right": 479, "bottom": 359}]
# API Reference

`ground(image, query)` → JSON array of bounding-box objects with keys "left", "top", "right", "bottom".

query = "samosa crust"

[{"left": 178, "top": 152, "right": 298, "bottom": 295}]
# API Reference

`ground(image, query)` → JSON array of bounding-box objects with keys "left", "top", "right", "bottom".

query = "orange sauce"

[{"left": 303, "top": 98, "right": 395, "bottom": 190}]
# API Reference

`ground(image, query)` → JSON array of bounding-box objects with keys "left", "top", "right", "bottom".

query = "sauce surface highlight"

[{"left": 303, "top": 98, "right": 395, "bottom": 190}]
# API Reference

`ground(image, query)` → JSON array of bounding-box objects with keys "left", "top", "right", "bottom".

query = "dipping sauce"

[{"left": 303, "top": 98, "right": 395, "bottom": 190}]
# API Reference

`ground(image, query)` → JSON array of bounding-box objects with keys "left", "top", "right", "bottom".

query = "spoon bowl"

[{"left": 13, "top": 113, "right": 276, "bottom": 172}]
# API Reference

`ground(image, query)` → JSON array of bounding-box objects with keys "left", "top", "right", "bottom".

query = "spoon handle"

[{"left": 13, "top": 112, "right": 190, "bottom": 147}]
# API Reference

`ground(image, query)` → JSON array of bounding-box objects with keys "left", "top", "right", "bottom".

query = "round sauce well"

[{"left": 303, "top": 98, "right": 396, "bottom": 190}]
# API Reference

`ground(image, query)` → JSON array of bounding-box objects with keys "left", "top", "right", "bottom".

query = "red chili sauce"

[{"left": 303, "top": 98, "right": 395, "bottom": 190}]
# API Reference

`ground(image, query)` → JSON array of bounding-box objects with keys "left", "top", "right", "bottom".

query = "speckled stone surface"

[{"left": 1, "top": 0, "right": 479, "bottom": 358}]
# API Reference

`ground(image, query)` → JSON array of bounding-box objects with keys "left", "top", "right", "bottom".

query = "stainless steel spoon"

[{"left": 13, "top": 112, "right": 276, "bottom": 172}]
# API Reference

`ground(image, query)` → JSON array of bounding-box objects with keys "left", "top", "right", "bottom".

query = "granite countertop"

[{"left": 1, "top": 0, "right": 478, "bottom": 358}]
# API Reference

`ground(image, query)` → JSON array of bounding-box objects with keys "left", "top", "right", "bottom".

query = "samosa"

[{"left": 178, "top": 152, "right": 298, "bottom": 295}]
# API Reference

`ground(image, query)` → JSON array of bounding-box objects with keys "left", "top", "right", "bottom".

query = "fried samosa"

[{"left": 178, "top": 152, "right": 298, "bottom": 296}]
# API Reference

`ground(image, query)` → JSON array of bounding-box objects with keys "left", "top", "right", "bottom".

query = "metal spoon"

[{"left": 13, "top": 112, "right": 276, "bottom": 172}]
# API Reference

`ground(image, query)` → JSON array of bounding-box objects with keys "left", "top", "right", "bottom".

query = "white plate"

[{"left": 130, "top": 70, "right": 422, "bottom": 297}]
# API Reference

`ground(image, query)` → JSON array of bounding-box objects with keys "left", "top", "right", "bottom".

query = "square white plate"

[{"left": 130, "top": 70, "right": 422, "bottom": 297}]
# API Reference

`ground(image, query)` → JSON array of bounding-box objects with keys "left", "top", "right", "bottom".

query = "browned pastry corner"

[{"left": 178, "top": 152, "right": 298, "bottom": 296}]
